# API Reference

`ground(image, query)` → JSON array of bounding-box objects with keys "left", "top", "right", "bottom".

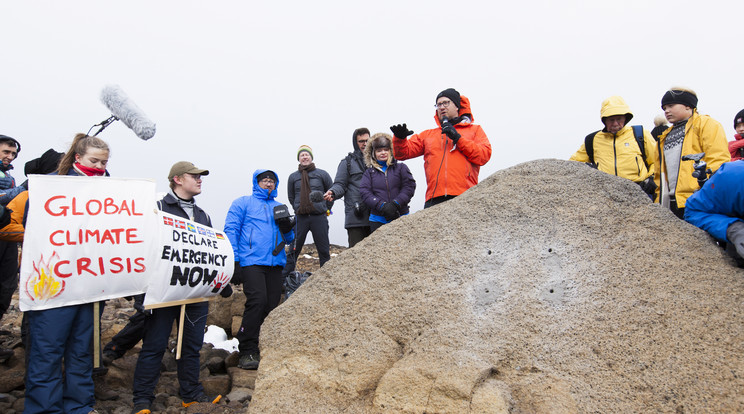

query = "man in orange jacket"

[{"left": 391, "top": 88, "right": 492, "bottom": 208}]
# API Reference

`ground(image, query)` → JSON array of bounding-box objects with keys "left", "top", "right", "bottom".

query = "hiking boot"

[
  {"left": 131, "top": 403, "right": 151, "bottom": 414},
  {"left": 181, "top": 393, "right": 221, "bottom": 407},
  {"left": 237, "top": 353, "right": 260, "bottom": 370},
  {"left": 94, "top": 382, "right": 119, "bottom": 401}
]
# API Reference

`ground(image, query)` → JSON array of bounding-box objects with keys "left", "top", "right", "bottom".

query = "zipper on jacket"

[
  {"left": 612, "top": 135, "right": 618, "bottom": 176},
  {"left": 635, "top": 157, "right": 641, "bottom": 177}
]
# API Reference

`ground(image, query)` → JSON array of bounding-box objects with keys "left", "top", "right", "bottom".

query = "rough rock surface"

[{"left": 251, "top": 159, "right": 744, "bottom": 413}]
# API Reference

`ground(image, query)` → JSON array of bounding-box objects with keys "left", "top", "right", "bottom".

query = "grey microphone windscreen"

[
  {"left": 100, "top": 85, "right": 156, "bottom": 140},
  {"left": 309, "top": 191, "right": 324, "bottom": 203}
]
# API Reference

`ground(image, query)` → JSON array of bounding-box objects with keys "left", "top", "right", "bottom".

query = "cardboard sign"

[
  {"left": 143, "top": 211, "right": 234, "bottom": 308},
  {"left": 20, "top": 176, "right": 159, "bottom": 311}
]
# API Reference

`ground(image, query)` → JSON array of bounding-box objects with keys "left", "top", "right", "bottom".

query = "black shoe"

[
  {"left": 237, "top": 353, "right": 260, "bottom": 370},
  {"left": 131, "top": 403, "right": 151, "bottom": 414},
  {"left": 181, "top": 393, "right": 221, "bottom": 407}
]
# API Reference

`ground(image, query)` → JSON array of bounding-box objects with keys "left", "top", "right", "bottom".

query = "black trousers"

[
  {"left": 0, "top": 241, "right": 18, "bottom": 319},
  {"left": 347, "top": 226, "right": 371, "bottom": 248},
  {"left": 423, "top": 195, "right": 457, "bottom": 209},
  {"left": 236, "top": 265, "right": 283, "bottom": 355},
  {"left": 103, "top": 294, "right": 146, "bottom": 358},
  {"left": 283, "top": 214, "right": 330, "bottom": 275}
]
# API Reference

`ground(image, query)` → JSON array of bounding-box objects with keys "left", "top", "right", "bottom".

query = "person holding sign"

[
  {"left": 225, "top": 169, "right": 295, "bottom": 370},
  {"left": 24, "top": 134, "right": 110, "bottom": 414},
  {"left": 131, "top": 161, "right": 226, "bottom": 413}
]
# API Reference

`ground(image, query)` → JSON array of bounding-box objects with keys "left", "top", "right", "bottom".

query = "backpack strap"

[
  {"left": 631, "top": 125, "right": 649, "bottom": 170},
  {"left": 584, "top": 130, "right": 600, "bottom": 165}
]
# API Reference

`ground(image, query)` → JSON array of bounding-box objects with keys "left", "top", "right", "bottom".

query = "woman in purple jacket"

[{"left": 360, "top": 133, "right": 416, "bottom": 232}]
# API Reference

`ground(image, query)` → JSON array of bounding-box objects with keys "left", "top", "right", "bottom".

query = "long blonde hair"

[{"left": 56, "top": 133, "right": 110, "bottom": 175}]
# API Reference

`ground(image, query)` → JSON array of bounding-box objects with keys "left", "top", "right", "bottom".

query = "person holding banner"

[
  {"left": 225, "top": 169, "right": 295, "bottom": 370},
  {"left": 131, "top": 161, "right": 224, "bottom": 413},
  {"left": 24, "top": 134, "right": 110, "bottom": 414}
]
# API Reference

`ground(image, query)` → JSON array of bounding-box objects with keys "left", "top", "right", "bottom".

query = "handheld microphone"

[
  {"left": 309, "top": 191, "right": 325, "bottom": 203},
  {"left": 94, "top": 85, "right": 156, "bottom": 140}
]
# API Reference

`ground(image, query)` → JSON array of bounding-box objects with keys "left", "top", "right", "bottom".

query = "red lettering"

[
  {"left": 87, "top": 199, "right": 102, "bottom": 215},
  {"left": 98, "top": 257, "right": 105, "bottom": 275},
  {"left": 126, "top": 257, "right": 132, "bottom": 273},
  {"left": 45, "top": 195, "right": 68, "bottom": 216},
  {"left": 110, "top": 257, "right": 124, "bottom": 273},
  {"left": 118, "top": 199, "right": 131, "bottom": 216},
  {"left": 71, "top": 197, "right": 84, "bottom": 216},
  {"left": 104, "top": 198, "right": 117, "bottom": 214},
  {"left": 50, "top": 230, "right": 64, "bottom": 246},
  {"left": 77, "top": 257, "right": 96, "bottom": 276},
  {"left": 100, "top": 230, "right": 115, "bottom": 244},
  {"left": 134, "top": 257, "right": 146, "bottom": 273},
  {"left": 109, "top": 228, "right": 125, "bottom": 243},
  {"left": 54, "top": 260, "right": 71, "bottom": 278},
  {"left": 126, "top": 228, "right": 142, "bottom": 244},
  {"left": 65, "top": 231, "right": 77, "bottom": 245},
  {"left": 132, "top": 200, "right": 142, "bottom": 216}
]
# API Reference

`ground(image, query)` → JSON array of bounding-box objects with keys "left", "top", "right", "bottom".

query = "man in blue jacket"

[
  {"left": 685, "top": 161, "right": 744, "bottom": 265},
  {"left": 224, "top": 170, "right": 295, "bottom": 370}
]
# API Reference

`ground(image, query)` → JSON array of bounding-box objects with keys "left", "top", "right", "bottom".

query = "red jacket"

[
  {"left": 729, "top": 134, "right": 744, "bottom": 161},
  {"left": 393, "top": 96, "right": 491, "bottom": 201}
]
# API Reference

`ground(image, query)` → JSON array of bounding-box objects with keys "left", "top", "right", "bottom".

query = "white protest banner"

[
  {"left": 20, "top": 175, "right": 159, "bottom": 311},
  {"left": 143, "top": 211, "right": 234, "bottom": 308}
]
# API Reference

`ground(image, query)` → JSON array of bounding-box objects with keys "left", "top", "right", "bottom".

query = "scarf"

[
  {"left": 170, "top": 189, "right": 195, "bottom": 220},
  {"left": 74, "top": 162, "right": 106, "bottom": 176},
  {"left": 297, "top": 162, "right": 316, "bottom": 215}
]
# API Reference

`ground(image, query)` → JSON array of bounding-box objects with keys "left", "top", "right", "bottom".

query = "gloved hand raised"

[
  {"left": 727, "top": 221, "right": 744, "bottom": 259},
  {"left": 0, "top": 176, "right": 13, "bottom": 190},
  {"left": 381, "top": 202, "right": 400, "bottom": 222},
  {"left": 390, "top": 124, "right": 414, "bottom": 139},
  {"left": 276, "top": 216, "right": 295, "bottom": 234},
  {"left": 441, "top": 119, "right": 461, "bottom": 144}
]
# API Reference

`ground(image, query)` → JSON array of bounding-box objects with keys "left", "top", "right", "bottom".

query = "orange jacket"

[
  {"left": 393, "top": 96, "right": 492, "bottom": 201},
  {"left": 0, "top": 190, "right": 28, "bottom": 242}
]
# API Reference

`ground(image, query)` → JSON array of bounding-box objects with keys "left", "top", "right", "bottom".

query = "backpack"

[{"left": 584, "top": 125, "right": 648, "bottom": 170}]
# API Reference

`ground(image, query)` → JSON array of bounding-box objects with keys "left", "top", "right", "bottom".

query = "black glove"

[
  {"left": 390, "top": 124, "right": 414, "bottom": 139},
  {"left": 381, "top": 202, "right": 400, "bottom": 222},
  {"left": 231, "top": 262, "right": 243, "bottom": 285},
  {"left": 354, "top": 202, "right": 367, "bottom": 218},
  {"left": 441, "top": 119, "right": 461, "bottom": 144},
  {"left": 277, "top": 216, "right": 295, "bottom": 234},
  {"left": 727, "top": 221, "right": 744, "bottom": 259},
  {"left": 219, "top": 284, "right": 233, "bottom": 298},
  {"left": 638, "top": 177, "right": 657, "bottom": 196}
]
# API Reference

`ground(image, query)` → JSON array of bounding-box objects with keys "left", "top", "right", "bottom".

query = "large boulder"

[{"left": 249, "top": 159, "right": 744, "bottom": 413}]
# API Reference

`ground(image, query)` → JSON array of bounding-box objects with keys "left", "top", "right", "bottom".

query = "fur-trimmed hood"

[{"left": 364, "top": 132, "right": 396, "bottom": 170}]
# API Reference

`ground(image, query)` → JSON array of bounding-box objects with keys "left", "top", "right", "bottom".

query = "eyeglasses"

[
  {"left": 435, "top": 100, "right": 452, "bottom": 109},
  {"left": 357, "top": 139, "right": 368, "bottom": 144},
  {"left": 260, "top": 178, "right": 276, "bottom": 185},
  {"left": 187, "top": 173, "right": 203, "bottom": 181}
]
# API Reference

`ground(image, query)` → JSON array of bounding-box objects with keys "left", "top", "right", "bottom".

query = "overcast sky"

[{"left": 2, "top": 0, "right": 742, "bottom": 246}]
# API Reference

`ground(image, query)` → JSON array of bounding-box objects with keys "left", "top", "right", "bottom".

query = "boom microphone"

[{"left": 93, "top": 85, "right": 156, "bottom": 140}]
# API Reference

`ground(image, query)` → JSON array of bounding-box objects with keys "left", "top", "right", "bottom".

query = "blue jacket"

[
  {"left": 224, "top": 169, "right": 294, "bottom": 267},
  {"left": 684, "top": 161, "right": 744, "bottom": 242}
]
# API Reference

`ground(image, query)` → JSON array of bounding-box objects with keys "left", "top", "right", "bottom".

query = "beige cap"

[{"left": 168, "top": 161, "right": 209, "bottom": 180}]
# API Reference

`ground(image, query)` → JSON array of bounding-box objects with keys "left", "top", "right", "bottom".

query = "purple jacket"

[{"left": 360, "top": 160, "right": 416, "bottom": 216}]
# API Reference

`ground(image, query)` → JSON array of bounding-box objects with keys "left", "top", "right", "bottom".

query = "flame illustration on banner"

[
  {"left": 210, "top": 272, "right": 232, "bottom": 294},
  {"left": 26, "top": 252, "right": 65, "bottom": 302}
]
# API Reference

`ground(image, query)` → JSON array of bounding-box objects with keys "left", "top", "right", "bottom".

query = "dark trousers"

[
  {"left": 283, "top": 214, "right": 330, "bottom": 275},
  {"left": 0, "top": 240, "right": 17, "bottom": 319},
  {"left": 424, "top": 195, "right": 457, "bottom": 209},
  {"left": 132, "top": 301, "right": 208, "bottom": 406},
  {"left": 236, "top": 265, "right": 283, "bottom": 356},
  {"left": 670, "top": 199, "right": 685, "bottom": 220},
  {"left": 25, "top": 303, "right": 95, "bottom": 414},
  {"left": 347, "top": 226, "right": 371, "bottom": 248},
  {"left": 369, "top": 221, "right": 385, "bottom": 233},
  {"left": 103, "top": 294, "right": 146, "bottom": 358}
]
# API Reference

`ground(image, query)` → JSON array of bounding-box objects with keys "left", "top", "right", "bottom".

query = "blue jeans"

[
  {"left": 132, "top": 301, "right": 208, "bottom": 406},
  {"left": 25, "top": 303, "right": 95, "bottom": 414}
]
